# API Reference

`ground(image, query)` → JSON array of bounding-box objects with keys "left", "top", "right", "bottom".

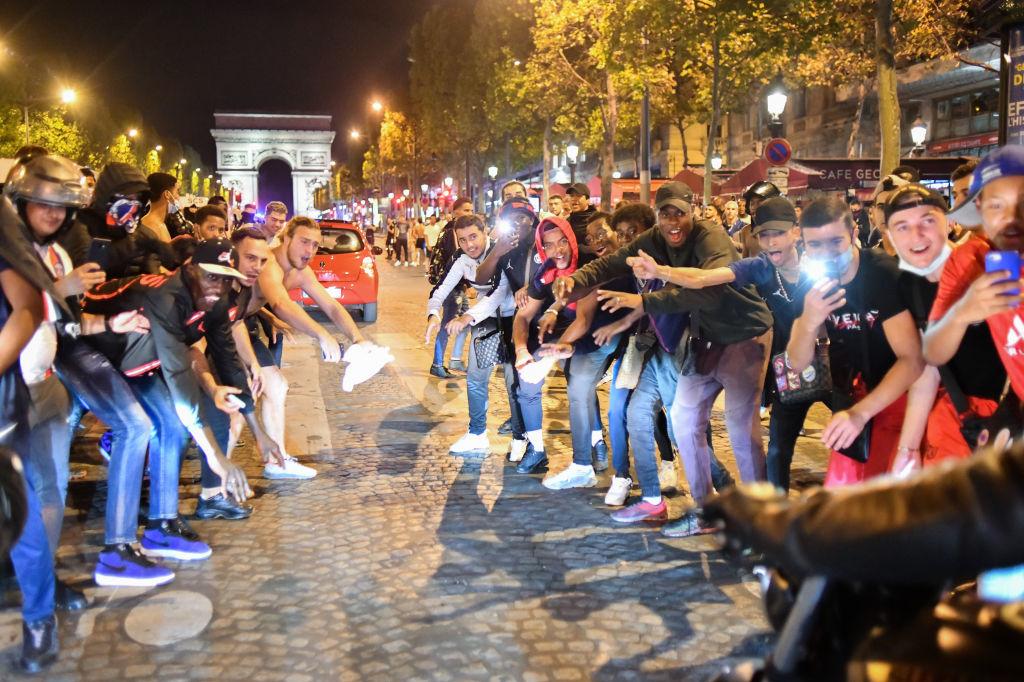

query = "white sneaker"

[
  {"left": 449, "top": 432, "right": 490, "bottom": 455},
  {"left": 543, "top": 463, "right": 597, "bottom": 490},
  {"left": 404, "top": 262, "right": 411, "bottom": 267},
  {"left": 394, "top": 260, "right": 401, "bottom": 267},
  {"left": 604, "top": 476, "right": 632, "bottom": 506},
  {"left": 508, "top": 439, "right": 528, "bottom": 462},
  {"left": 264, "top": 456, "right": 317, "bottom": 480},
  {"left": 658, "top": 460, "right": 678, "bottom": 491}
]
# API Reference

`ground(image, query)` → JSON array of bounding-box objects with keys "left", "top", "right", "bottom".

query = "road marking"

[{"left": 280, "top": 338, "right": 333, "bottom": 456}]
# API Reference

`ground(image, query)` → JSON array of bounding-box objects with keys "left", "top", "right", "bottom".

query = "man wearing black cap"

[
  {"left": 565, "top": 182, "right": 596, "bottom": 260},
  {"left": 83, "top": 238, "right": 255, "bottom": 562},
  {"left": 555, "top": 181, "right": 773, "bottom": 533},
  {"left": 642, "top": 197, "right": 813, "bottom": 491}
]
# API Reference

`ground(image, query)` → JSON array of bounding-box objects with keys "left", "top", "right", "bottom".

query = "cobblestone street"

[{"left": 1, "top": 261, "right": 832, "bottom": 681}]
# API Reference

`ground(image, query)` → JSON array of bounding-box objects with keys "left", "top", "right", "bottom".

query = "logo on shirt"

[
  {"left": 1003, "top": 314, "right": 1024, "bottom": 357},
  {"left": 829, "top": 310, "right": 879, "bottom": 332}
]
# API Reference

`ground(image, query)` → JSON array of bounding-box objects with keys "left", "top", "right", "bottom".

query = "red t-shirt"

[{"left": 930, "top": 236, "right": 1022, "bottom": 399}]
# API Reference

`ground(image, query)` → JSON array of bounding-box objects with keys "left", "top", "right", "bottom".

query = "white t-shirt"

[{"left": 20, "top": 242, "right": 71, "bottom": 385}]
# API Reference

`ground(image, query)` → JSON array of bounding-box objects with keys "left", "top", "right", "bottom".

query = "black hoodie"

[{"left": 60, "top": 163, "right": 178, "bottom": 277}]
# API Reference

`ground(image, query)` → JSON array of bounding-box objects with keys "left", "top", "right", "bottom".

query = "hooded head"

[
  {"left": 91, "top": 163, "right": 150, "bottom": 237},
  {"left": 534, "top": 216, "right": 578, "bottom": 285}
]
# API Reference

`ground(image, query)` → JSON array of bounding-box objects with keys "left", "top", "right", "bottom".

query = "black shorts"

[
  {"left": 415, "top": 238, "right": 426, "bottom": 249},
  {"left": 247, "top": 317, "right": 283, "bottom": 368}
]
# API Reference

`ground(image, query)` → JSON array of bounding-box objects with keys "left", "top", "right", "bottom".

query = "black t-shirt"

[
  {"left": 825, "top": 249, "right": 905, "bottom": 390},
  {"left": 899, "top": 272, "right": 1007, "bottom": 401}
]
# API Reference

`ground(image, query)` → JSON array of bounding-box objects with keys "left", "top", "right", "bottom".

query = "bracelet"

[{"left": 542, "top": 309, "right": 558, "bottom": 317}]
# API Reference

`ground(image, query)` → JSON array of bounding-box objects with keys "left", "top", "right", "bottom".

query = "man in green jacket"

[{"left": 555, "top": 182, "right": 773, "bottom": 536}]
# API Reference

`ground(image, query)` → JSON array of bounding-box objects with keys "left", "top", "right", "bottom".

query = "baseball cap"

[
  {"left": 192, "top": 238, "right": 245, "bottom": 279},
  {"left": 870, "top": 174, "right": 909, "bottom": 201},
  {"left": 565, "top": 182, "right": 590, "bottom": 198},
  {"left": 751, "top": 197, "right": 797, "bottom": 235},
  {"left": 499, "top": 196, "right": 536, "bottom": 218},
  {"left": 654, "top": 181, "right": 694, "bottom": 213},
  {"left": 883, "top": 184, "right": 948, "bottom": 223},
  {"left": 948, "top": 145, "right": 1024, "bottom": 225}
]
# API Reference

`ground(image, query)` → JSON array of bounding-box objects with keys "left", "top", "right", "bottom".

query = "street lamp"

[
  {"left": 444, "top": 176, "right": 453, "bottom": 188},
  {"left": 487, "top": 165, "right": 498, "bottom": 214},
  {"left": 371, "top": 100, "right": 383, "bottom": 113},
  {"left": 180, "top": 158, "right": 187, "bottom": 165},
  {"left": 566, "top": 144, "right": 580, "bottom": 184},
  {"left": 155, "top": 145, "right": 162, "bottom": 152},
  {"left": 765, "top": 76, "right": 788, "bottom": 139},
  {"left": 350, "top": 129, "right": 360, "bottom": 140},
  {"left": 910, "top": 116, "right": 928, "bottom": 154},
  {"left": 710, "top": 149, "right": 723, "bottom": 171},
  {"left": 127, "top": 128, "right": 139, "bottom": 139},
  {"left": 59, "top": 88, "right": 77, "bottom": 105},
  {"left": 612, "top": 170, "right": 622, "bottom": 179}
]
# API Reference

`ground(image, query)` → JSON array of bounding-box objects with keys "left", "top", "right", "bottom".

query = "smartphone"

[
  {"left": 87, "top": 238, "right": 112, "bottom": 271},
  {"left": 985, "top": 250, "right": 1021, "bottom": 297},
  {"left": 226, "top": 394, "right": 245, "bottom": 409}
]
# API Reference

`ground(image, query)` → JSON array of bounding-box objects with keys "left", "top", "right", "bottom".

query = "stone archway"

[
  {"left": 257, "top": 158, "right": 294, "bottom": 215},
  {"left": 211, "top": 112, "right": 335, "bottom": 217}
]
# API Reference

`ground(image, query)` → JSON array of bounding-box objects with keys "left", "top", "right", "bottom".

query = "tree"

[
  {"left": 0, "top": 106, "right": 92, "bottom": 162},
  {"left": 795, "top": 0, "right": 979, "bottom": 170}
]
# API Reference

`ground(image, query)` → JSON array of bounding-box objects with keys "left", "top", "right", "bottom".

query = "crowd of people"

[
  {"left": 0, "top": 147, "right": 372, "bottom": 673},
  {"left": 423, "top": 150, "right": 1021, "bottom": 538}
]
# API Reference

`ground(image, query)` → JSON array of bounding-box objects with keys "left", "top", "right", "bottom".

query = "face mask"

[
  {"left": 167, "top": 199, "right": 180, "bottom": 215},
  {"left": 898, "top": 243, "right": 952, "bottom": 278},
  {"left": 107, "top": 198, "right": 142, "bottom": 233}
]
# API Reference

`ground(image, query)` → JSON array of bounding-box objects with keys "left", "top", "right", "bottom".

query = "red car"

[{"left": 289, "top": 220, "right": 380, "bottom": 322}]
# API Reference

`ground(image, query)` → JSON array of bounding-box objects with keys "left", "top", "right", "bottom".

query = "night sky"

[{"left": 0, "top": 0, "right": 437, "bottom": 164}]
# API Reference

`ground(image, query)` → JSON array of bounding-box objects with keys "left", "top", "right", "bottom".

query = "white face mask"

[{"left": 898, "top": 243, "right": 952, "bottom": 278}]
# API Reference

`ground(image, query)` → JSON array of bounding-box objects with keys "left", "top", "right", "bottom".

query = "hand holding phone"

[
  {"left": 87, "top": 238, "right": 112, "bottom": 272},
  {"left": 985, "top": 250, "right": 1021, "bottom": 297}
]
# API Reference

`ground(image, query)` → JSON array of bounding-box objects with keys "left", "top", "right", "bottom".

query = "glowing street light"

[
  {"left": 444, "top": 176, "right": 453, "bottom": 188},
  {"left": 487, "top": 165, "right": 498, "bottom": 180},
  {"left": 127, "top": 128, "right": 139, "bottom": 138},
  {"left": 180, "top": 158, "right": 187, "bottom": 165},
  {"left": 420, "top": 183, "right": 429, "bottom": 193},
  {"left": 710, "top": 149, "right": 723, "bottom": 171},
  {"left": 350, "top": 129, "right": 361, "bottom": 140},
  {"left": 155, "top": 144, "right": 163, "bottom": 152},
  {"left": 566, "top": 143, "right": 580, "bottom": 184},
  {"left": 910, "top": 117, "right": 928, "bottom": 147},
  {"left": 402, "top": 188, "right": 410, "bottom": 197},
  {"left": 59, "top": 88, "right": 77, "bottom": 104},
  {"left": 371, "top": 100, "right": 383, "bottom": 114}
]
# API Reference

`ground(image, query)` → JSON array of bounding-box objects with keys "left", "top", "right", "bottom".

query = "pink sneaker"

[{"left": 610, "top": 500, "right": 667, "bottom": 524}]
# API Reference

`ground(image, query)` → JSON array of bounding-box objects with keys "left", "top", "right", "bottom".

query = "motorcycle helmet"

[
  {"left": 0, "top": 447, "right": 28, "bottom": 558},
  {"left": 742, "top": 180, "right": 781, "bottom": 217},
  {"left": 4, "top": 154, "right": 92, "bottom": 244}
]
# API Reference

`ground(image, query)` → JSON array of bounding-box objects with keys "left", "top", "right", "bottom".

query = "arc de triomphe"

[{"left": 211, "top": 112, "right": 335, "bottom": 217}]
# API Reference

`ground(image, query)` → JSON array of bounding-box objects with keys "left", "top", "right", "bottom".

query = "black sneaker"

[
  {"left": 430, "top": 364, "right": 454, "bottom": 379},
  {"left": 18, "top": 615, "right": 58, "bottom": 674},
  {"left": 196, "top": 493, "right": 253, "bottom": 520},
  {"left": 662, "top": 509, "right": 716, "bottom": 538},
  {"left": 592, "top": 441, "right": 609, "bottom": 472},
  {"left": 55, "top": 578, "right": 88, "bottom": 612},
  {"left": 515, "top": 444, "right": 548, "bottom": 474},
  {"left": 497, "top": 418, "right": 512, "bottom": 435}
]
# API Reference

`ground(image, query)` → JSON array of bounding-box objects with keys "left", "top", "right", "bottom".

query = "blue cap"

[{"left": 948, "top": 145, "right": 1024, "bottom": 225}]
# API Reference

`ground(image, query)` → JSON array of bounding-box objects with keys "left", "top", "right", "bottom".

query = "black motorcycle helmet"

[
  {"left": 4, "top": 154, "right": 92, "bottom": 244},
  {"left": 742, "top": 181, "right": 781, "bottom": 217},
  {"left": 0, "top": 447, "right": 28, "bottom": 557}
]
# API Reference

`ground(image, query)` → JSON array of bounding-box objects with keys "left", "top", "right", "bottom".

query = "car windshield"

[{"left": 318, "top": 228, "right": 364, "bottom": 255}]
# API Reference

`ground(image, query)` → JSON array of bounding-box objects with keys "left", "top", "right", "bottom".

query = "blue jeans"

[
  {"left": 2, "top": 425, "right": 54, "bottom": 622},
  {"left": 566, "top": 341, "right": 619, "bottom": 465},
  {"left": 56, "top": 340, "right": 151, "bottom": 545},
  {"left": 672, "top": 331, "right": 771, "bottom": 504},
  {"left": 625, "top": 348, "right": 683, "bottom": 498},
  {"left": 452, "top": 327, "right": 468, "bottom": 363},
  {"left": 498, "top": 316, "right": 525, "bottom": 440},
  {"left": 23, "top": 376, "right": 72, "bottom": 556},
  {"left": 127, "top": 373, "right": 190, "bottom": 520},
  {"left": 199, "top": 391, "right": 233, "bottom": 489},
  {"left": 466, "top": 325, "right": 496, "bottom": 435},
  {"left": 432, "top": 293, "right": 460, "bottom": 366}
]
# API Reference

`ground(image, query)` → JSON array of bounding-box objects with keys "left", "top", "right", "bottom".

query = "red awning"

[
  {"left": 717, "top": 158, "right": 820, "bottom": 196},
  {"left": 547, "top": 182, "right": 566, "bottom": 197},
  {"left": 670, "top": 167, "right": 722, "bottom": 196}
]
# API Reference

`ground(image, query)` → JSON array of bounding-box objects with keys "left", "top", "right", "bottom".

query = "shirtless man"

[{"left": 238, "top": 216, "right": 366, "bottom": 478}]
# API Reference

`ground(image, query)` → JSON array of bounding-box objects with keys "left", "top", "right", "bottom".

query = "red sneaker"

[{"left": 610, "top": 500, "right": 668, "bottom": 524}]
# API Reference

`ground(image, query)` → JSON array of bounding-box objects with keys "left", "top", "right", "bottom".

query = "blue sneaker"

[
  {"left": 141, "top": 517, "right": 212, "bottom": 560},
  {"left": 97, "top": 430, "right": 113, "bottom": 463},
  {"left": 94, "top": 544, "right": 175, "bottom": 587}
]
